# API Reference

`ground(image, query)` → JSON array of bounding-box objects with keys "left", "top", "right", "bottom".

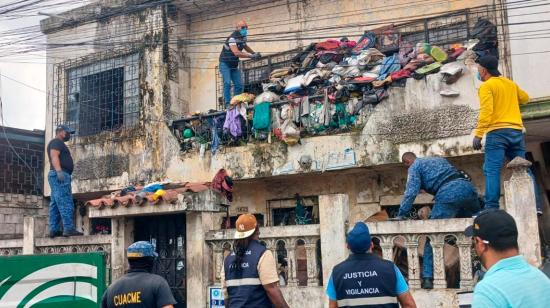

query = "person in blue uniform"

[
  {"left": 326, "top": 222, "right": 417, "bottom": 308},
  {"left": 395, "top": 152, "right": 481, "bottom": 289}
]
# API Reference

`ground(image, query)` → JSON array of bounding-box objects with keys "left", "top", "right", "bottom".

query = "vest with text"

[
  {"left": 224, "top": 240, "right": 273, "bottom": 308},
  {"left": 332, "top": 253, "right": 398, "bottom": 308}
]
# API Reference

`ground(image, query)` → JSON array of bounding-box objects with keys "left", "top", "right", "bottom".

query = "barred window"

[{"left": 66, "top": 53, "right": 139, "bottom": 136}]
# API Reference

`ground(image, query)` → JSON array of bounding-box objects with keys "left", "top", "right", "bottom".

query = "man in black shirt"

[
  {"left": 47, "top": 124, "right": 82, "bottom": 237},
  {"left": 219, "top": 20, "right": 260, "bottom": 108},
  {"left": 102, "top": 241, "right": 177, "bottom": 308}
]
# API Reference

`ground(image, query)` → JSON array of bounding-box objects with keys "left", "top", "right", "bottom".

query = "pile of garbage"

[{"left": 180, "top": 19, "right": 497, "bottom": 153}]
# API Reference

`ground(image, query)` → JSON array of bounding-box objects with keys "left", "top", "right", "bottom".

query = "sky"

[
  {"left": 0, "top": 14, "right": 47, "bottom": 131},
  {"left": 0, "top": 0, "right": 90, "bottom": 131}
]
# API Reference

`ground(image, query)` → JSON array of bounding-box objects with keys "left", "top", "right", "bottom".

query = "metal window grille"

[
  {"left": 0, "top": 128, "right": 44, "bottom": 195},
  {"left": 52, "top": 51, "right": 141, "bottom": 139},
  {"left": 213, "top": 5, "right": 496, "bottom": 109},
  {"left": 266, "top": 196, "right": 319, "bottom": 226}
]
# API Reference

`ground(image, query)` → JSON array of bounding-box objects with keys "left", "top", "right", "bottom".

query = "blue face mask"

[
  {"left": 476, "top": 71, "right": 482, "bottom": 81},
  {"left": 239, "top": 28, "right": 248, "bottom": 37}
]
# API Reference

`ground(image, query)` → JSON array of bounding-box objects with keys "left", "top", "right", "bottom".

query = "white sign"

[{"left": 209, "top": 286, "right": 224, "bottom": 308}]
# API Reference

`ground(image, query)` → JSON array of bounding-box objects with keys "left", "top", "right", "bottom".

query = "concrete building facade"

[{"left": 11, "top": 0, "right": 549, "bottom": 307}]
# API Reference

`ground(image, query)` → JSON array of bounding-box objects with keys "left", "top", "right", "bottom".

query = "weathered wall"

[
  {"left": 205, "top": 155, "right": 485, "bottom": 226},
  {"left": 183, "top": 0, "right": 494, "bottom": 112},
  {"left": 43, "top": 5, "right": 184, "bottom": 195},
  {"left": 0, "top": 193, "right": 48, "bottom": 239},
  {"left": 169, "top": 70, "right": 484, "bottom": 183}
]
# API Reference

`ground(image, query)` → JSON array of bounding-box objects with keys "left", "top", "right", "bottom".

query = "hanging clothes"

[{"left": 223, "top": 107, "right": 242, "bottom": 138}]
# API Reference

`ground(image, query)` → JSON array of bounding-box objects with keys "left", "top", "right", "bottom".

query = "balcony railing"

[
  {"left": 368, "top": 218, "right": 475, "bottom": 290},
  {"left": 206, "top": 219, "right": 476, "bottom": 291},
  {"left": 206, "top": 224, "right": 322, "bottom": 287}
]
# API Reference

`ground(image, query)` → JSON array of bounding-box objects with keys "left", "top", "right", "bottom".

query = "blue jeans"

[
  {"left": 48, "top": 170, "right": 76, "bottom": 233},
  {"left": 423, "top": 180, "right": 480, "bottom": 279},
  {"left": 483, "top": 128, "right": 542, "bottom": 212},
  {"left": 220, "top": 61, "right": 243, "bottom": 108}
]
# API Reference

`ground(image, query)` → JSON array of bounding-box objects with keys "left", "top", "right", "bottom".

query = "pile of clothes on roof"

[{"left": 180, "top": 19, "right": 497, "bottom": 152}]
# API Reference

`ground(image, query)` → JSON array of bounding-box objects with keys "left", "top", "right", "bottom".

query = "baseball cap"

[
  {"left": 347, "top": 222, "right": 372, "bottom": 254},
  {"left": 464, "top": 209, "right": 518, "bottom": 246},
  {"left": 56, "top": 124, "right": 76, "bottom": 134},
  {"left": 127, "top": 241, "right": 158, "bottom": 258},
  {"left": 475, "top": 55, "right": 501, "bottom": 76},
  {"left": 234, "top": 214, "right": 257, "bottom": 239}
]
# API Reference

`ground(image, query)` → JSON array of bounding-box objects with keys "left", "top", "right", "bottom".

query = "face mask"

[
  {"left": 476, "top": 71, "right": 482, "bottom": 81},
  {"left": 239, "top": 28, "right": 248, "bottom": 37},
  {"left": 63, "top": 134, "right": 71, "bottom": 142}
]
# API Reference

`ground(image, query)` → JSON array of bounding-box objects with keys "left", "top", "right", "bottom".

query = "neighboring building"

[
  {"left": 11, "top": 0, "right": 547, "bottom": 307},
  {"left": 0, "top": 126, "right": 47, "bottom": 240}
]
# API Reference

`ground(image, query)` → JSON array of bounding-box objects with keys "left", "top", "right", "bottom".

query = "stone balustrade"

[
  {"left": 367, "top": 218, "right": 474, "bottom": 290},
  {"left": 206, "top": 224, "right": 322, "bottom": 287}
]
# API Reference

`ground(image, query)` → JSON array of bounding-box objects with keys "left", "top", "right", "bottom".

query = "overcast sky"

[
  {"left": 0, "top": 1, "right": 90, "bottom": 131},
  {"left": 0, "top": 14, "right": 47, "bottom": 131}
]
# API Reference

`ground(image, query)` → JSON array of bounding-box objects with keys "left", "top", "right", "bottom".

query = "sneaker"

[
  {"left": 421, "top": 278, "right": 434, "bottom": 289},
  {"left": 49, "top": 231, "right": 62, "bottom": 238},
  {"left": 63, "top": 230, "right": 84, "bottom": 237}
]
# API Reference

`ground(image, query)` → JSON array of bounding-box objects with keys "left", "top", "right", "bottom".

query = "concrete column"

[
  {"left": 504, "top": 157, "right": 541, "bottom": 266},
  {"left": 286, "top": 242, "right": 298, "bottom": 286},
  {"left": 319, "top": 194, "right": 349, "bottom": 288},
  {"left": 305, "top": 241, "right": 319, "bottom": 287},
  {"left": 458, "top": 234, "right": 474, "bottom": 290},
  {"left": 405, "top": 236, "right": 421, "bottom": 289},
  {"left": 111, "top": 217, "right": 134, "bottom": 280},
  {"left": 22, "top": 216, "right": 35, "bottom": 255},
  {"left": 186, "top": 212, "right": 214, "bottom": 308},
  {"left": 432, "top": 235, "right": 446, "bottom": 289}
]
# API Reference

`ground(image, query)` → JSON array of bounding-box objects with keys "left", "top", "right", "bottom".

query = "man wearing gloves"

[
  {"left": 47, "top": 124, "right": 82, "bottom": 237},
  {"left": 472, "top": 55, "right": 541, "bottom": 213},
  {"left": 219, "top": 20, "right": 261, "bottom": 108}
]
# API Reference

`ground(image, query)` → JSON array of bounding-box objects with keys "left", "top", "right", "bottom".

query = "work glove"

[
  {"left": 473, "top": 136, "right": 483, "bottom": 150},
  {"left": 56, "top": 171, "right": 65, "bottom": 183},
  {"left": 251, "top": 53, "right": 261, "bottom": 60}
]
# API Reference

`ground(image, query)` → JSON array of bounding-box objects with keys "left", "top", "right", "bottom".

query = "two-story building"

[{"left": 12, "top": 0, "right": 549, "bottom": 307}]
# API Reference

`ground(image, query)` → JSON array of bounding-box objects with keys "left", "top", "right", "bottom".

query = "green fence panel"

[{"left": 0, "top": 252, "right": 107, "bottom": 308}]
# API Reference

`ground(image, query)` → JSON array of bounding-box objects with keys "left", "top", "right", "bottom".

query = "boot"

[
  {"left": 63, "top": 230, "right": 84, "bottom": 237},
  {"left": 49, "top": 231, "right": 62, "bottom": 238},
  {"left": 421, "top": 278, "right": 434, "bottom": 289}
]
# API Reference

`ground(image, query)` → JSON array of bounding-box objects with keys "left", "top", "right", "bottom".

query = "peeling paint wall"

[
  {"left": 43, "top": 4, "right": 184, "bottom": 195},
  {"left": 210, "top": 155, "right": 486, "bottom": 227}
]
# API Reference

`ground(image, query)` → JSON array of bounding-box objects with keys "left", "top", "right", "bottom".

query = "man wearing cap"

[
  {"left": 396, "top": 152, "right": 480, "bottom": 289},
  {"left": 219, "top": 20, "right": 261, "bottom": 108},
  {"left": 473, "top": 55, "right": 541, "bottom": 213},
  {"left": 47, "top": 125, "right": 82, "bottom": 237},
  {"left": 221, "top": 214, "right": 289, "bottom": 308},
  {"left": 466, "top": 210, "right": 550, "bottom": 307},
  {"left": 101, "top": 241, "right": 176, "bottom": 308},
  {"left": 326, "top": 222, "right": 416, "bottom": 308}
]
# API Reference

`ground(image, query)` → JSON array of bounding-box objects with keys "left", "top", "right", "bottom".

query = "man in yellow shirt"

[{"left": 473, "top": 55, "right": 541, "bottom": 213}]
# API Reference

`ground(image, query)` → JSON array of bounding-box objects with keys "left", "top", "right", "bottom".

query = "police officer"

[
  {"left": 326, "top": 222, "right": 416, "bottom": 308},
  {"left": 395, "top": 152, "right": 481, "bottom": 289},
  {"left": 221, "top": 214, "right": 289, "bottom": 308},
  {"left": 101, "top": 241, "right": 176, "bottom": 308},
  {"left": 219, "top": 20, "right": 260, "bottom": 108}
]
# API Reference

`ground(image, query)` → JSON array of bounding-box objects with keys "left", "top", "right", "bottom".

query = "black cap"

[
  {"left": 56, "top": 124, "right": 75, "bottom": 134},
  {"left": 476, "top": 55, "right": 501, "bottom": 76},
  {"left": 464, "top": 209, "right": 518, "bottom": 246}
]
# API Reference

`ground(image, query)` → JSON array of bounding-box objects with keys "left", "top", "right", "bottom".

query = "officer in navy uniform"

[
  {"left": 326, "top": 222, "right": 416, "bottom": 308},
  {"left": 101, "top": 241, "right": 176, "bottom": 308},
  {"left": 221, "top": 214, "right": 289, "bottom": 308}
]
